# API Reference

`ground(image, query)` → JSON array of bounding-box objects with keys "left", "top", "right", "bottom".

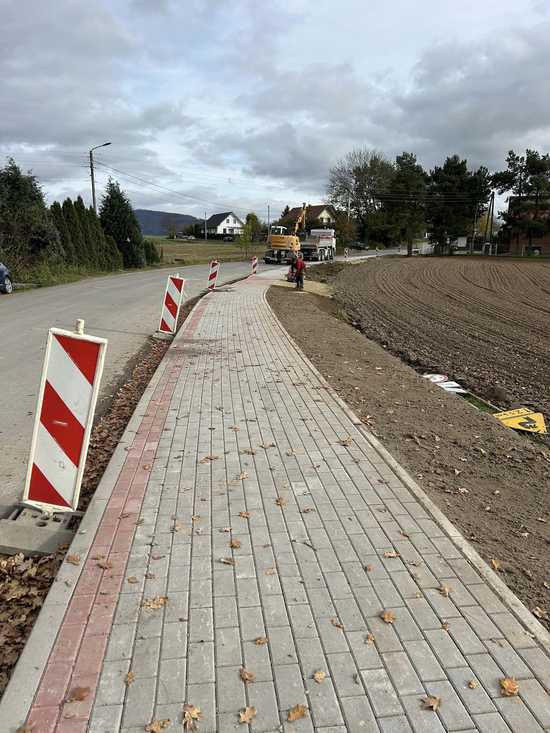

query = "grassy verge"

[
  {"left": 151, "top": 236, "right": 265, "bottom": 265},
  {"left": 14, "top": 262, "right": 125, "bottom": 288}
]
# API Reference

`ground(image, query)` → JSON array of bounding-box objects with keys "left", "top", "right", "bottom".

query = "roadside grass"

[
  {"left": 13, "top": 262, "right": 123, "bottom": 288},
  {"left": 151, "top": 236, "right": 265, "bottom": 265}
]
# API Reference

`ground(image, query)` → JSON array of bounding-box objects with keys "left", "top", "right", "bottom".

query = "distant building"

[
  {"left": 206, "top": 212, "right": 244, "bottom": 236},
  {"left": 500, "top": 196, "right": 550, "bottom": 255},
  {"left": 282, "top": 205, "right": 336, "bottom": 228}
]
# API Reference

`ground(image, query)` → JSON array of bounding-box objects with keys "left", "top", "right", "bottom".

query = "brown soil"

[
  {"left": 0, "top": 299, "right": 199, "bottom": 697},
  {"left": 267, "top": 279, "right": 550, "bottom": 632}
]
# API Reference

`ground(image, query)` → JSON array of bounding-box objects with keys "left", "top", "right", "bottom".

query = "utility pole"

[
  {"left": 204, "top": 212, "right": 207, "bottom": 241},
  {"left": 489, "top": 191, "right": 496, "bottom": 254},
  {"left": 267, "top": 204, "right": 270, "bottom": 232},
  {"left": 89, "top": 142, "right": 111, "bottom": 212},
  {"left": 470, "top": 202, "right": 478, "bottom": 254},
  {"left": 347, "top": 192, "right": 351, "bottom": 223}
]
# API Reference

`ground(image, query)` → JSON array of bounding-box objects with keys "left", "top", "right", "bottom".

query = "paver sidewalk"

[{"left": 14, "top": 275, "right": 550, "bottom": 732}]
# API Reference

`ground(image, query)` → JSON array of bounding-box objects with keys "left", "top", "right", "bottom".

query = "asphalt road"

[{"left": 0, "top": 261, "right": 267, "bottom": 504}]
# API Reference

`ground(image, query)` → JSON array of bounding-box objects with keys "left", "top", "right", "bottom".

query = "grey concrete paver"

[{"left": 79, "top": 276, "right": 550, "bottom": 732}]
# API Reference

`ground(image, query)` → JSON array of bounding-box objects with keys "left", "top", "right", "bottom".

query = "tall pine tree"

[
  {"left": 86, "top": 206, "right": 108, "bottom": 269},
  {"left": 50, "top": 201, "right": 75, "bottom": 264},
  {"left": 74, "top": 196, "right": 98, "bottom": 267},
  {"left": 62, "top": 198, "right": 86, "bottom": 265},
  {"left": 99, "top": 179, "right": 145, "bottom": 268}
]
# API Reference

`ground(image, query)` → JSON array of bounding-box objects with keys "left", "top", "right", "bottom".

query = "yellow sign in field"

[{"left": 493, "top": 407, "right": 547, "bottom": 434}]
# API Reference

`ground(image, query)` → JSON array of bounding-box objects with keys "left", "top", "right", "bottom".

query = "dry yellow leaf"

[
  {"left": 230, "top": 539, "right": 242, "bottom": 549},
  {"left": 239, "top": 511, "right": 250, "bottom": 519},
  {"left": 65, "top": 554, "right": 81, "bottom": 566},
  {"left": 384, "top": 551, "right": 400, "bottom": 559},
  {"left": 330, "top": 618, "right": 344, "bottom": 630},
  {"left": 441, "top": 622, "right": 450, "bottom": 631},
  {"left": 191, "top": 515, "right": 200, "bottom": 522},
  {"left": 240, "top": 667, "right": 255, "bottom": 684},
  {"left": 265, "top": 568, "right": 277, "bottom": 576},
  {"left": 182, "top": 704, "right": 202, "bottom": 730},
  {"left": 337, "top": 436, "right": 353, "bottom": 447},
  {"left": 438, "top": 585, "right": 452, "bottom": 597},
  {"left": 16, "top": 725, "right": 34, "bottom": 733},
  {"left": 467, "top": 679, "right": 478, "bottom": 689},
  {"left": 500, "top": 677, "right": 519, "bottom": 696},
  {"left": 365, "top": 632, "right": 375, "bottom": 643},
  {"left": 96, "top": 558, "right": 113, "bottom": 570},
  {"left": 275, "top": 496, "right": 287, "bottom": 507},
  {"left": 313, "top": 670, "right": 326, "bottom": 684},
  {"left": 127, "top": 576, "right": 139, "bottom": 584},
  {"left": 239, "top": 471, "right": 249, "bottom": 480},
  {"left": 125, "top": 671, "right": 135, "bottom": 686},
  {"left": 142, "top": 595, "right": 168, "bottom": 610},
  {"left": 380, "top": 609, "right": 396, "bottom": 624},
  {"left": 239, "top": 706, "right": 257, "bottom": 723},
  {"left": 254, "top": 636, "right": 268, "bottom": 645},
  {"left": 65, "top": 686, "right": 90, "bottom": 703},
  {"left": 421, "top": 695, "right": 441, "bottom": 711},
  {"left": 533, "top": 606, "right": 547, "bottom": 619},
  {"left": 491, "top": 559, "right": 501, "bottom": 571},
  {"left": 365, "top": 564, "right": 374, "bottom": 572},
  {"left": 145, "top": 720, "right": 170, "bottom": 733},
  {"left": 260, "top": 442, "right": 275, "bottom": 449},
  {"left": 287, "top": 704, "right": 309, "bottom": 722},
  {"left": 230, "top": 425, "right": 240, "bottom": 432},
  {"left": 142, "top": 463, "right": 152, "bottom": 470}
]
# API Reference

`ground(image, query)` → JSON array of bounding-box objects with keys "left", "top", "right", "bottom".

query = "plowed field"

[{"left": 332, "top": 258, "right": 550, "bottom": 417}]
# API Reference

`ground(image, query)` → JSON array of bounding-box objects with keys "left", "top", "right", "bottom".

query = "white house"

[{"left": 206, "top": 212, "right": 245, "bottom": 236}]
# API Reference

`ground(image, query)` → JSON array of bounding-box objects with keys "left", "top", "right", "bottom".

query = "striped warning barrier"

[
  {"left": 158, "top": 274, "right": 185, "bottom": 335},
  {"left": 23, "top": 327, "right": 107, "bottom": 511},
  {"left": 208, "top": 259, "right": 219, "bottom": 290},
  {"left": 251, "top": 256, "right": 258, "bottom": 275}
]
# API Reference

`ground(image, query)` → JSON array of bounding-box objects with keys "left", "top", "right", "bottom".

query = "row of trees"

[
  {"left": 327, "top": 147, "right": 550, "bottom": 254},
  {"left": 0, "top": 159, "right": 159, "bottom": 282},
  {"left": 327, "top": 150, "right": 491, "bottom": 254}
]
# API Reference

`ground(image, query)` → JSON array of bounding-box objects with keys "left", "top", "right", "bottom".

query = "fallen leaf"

[
  {"left": 240, "top": 667, "right": 255, "bottom": 684},
  {"left": 191, "top": 515, "right": 200, "bottom": 522},
  {"left": 330, "top": 618, "right": 344, "bottom": 630},
  {"left": 500, "top": 677, "right": 519, "bottom": 696},
  {"left": 182, "top": 703, "right": 202, "bottom": 730},
  {"left": 241, "top": 448, "right": 256, "bottom": 455},
  {"left": 96, "top": 558, "right": 113, "bottom": 570},
  {"left": 239, "top": 472, "right": 249, "bottom": 480},
  {"left": 230, "top": 539, "right": 242, "bottom": 549},
  {"left": 467, "top": 679, "right": 478, "bottom": 689},
  {"left": 365, "top": 564, "right": 374, "bottom": 572},
  {"left": 384, "top": 551, "right": 400, "bottom": 559},
  {"left": 441, "top": 622, "right": 450, "bottom": 631},
  {"left": 260, "top": 442, "right": 275, "bottom": 449},
  {"left": 127, "top": 576, "right": 139, "bottom": 584},
  {"left": 365, "top": 632, "right": 375, "bottom": 643},
  {"left": 65, "top": 554, "right": 80, "bottom": 566},
  {"left": 265, "top": 567, "right": 277, "bottom": 576},
  {"left": 421, "top": 695, "right": 441, "bottom": 711},
  {"left": 230, "top": 425, "right": 240, "bottom": 432},
  {"left": 313, "top": 670, "right": 326, "bottom": 684},
  {"left": 145, "top": 572, "right": 156, "bottom": 579},
  {"left": 239, "top": 706, "right": 257, "bottom": 724},
  {"left": 254, "top": 636, "right": 268, "bottom": 645},
  {"left": 135, "top": 518, "right": 144, "bottom": 526},
  {"left": 337, "top": 436, "right": 353, "bottom": 447},
  {"left": 286, "top": 449, "right": 296, "bottom": 456},
  {"left": 125, "top": 671, "right": 135, "bottom": 686},
  {"left": 145, "top": 719, "right": 171, "bottom": 732},
  {"left": 66, "top": 686, "right": 90, "bottom": 703},
  {"left": 491, "top": 559, "right": 501, "bottom": 571},
  {"left": 533, "top": 606, "right": 547, "bottom": 619},
  {"left": 287, "top": 704, "right": 309, "bottom": 722},
  {"left": 239, "top": 511, "right": 250, "bottom": 519},
  {"left": 219, "top": 557, "right": 235, "bottom": 566},
  {"left": 275, "top": 497, "right": 287, "bottom": 507},
  {"left": 438, "top": 585, "right": 452, "bottom": 597},
  {"left": 142, "top": 463, "right": 152, "bottom": 470},
  {"left": 380, "top": 609, "right": 396, "bottom": 624},
  {"left": 301, "top": 508, "right": 315, "bottom": 514},
  {"left": 171, "top": 520, "right": 183, "bottom": 533},
  {"left": 142, "top": 595, "right": 168, "bottom": 610}
]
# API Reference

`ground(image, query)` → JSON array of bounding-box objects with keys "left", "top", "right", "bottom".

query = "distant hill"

[{"left": 135, "top": 209, "right": 199, "bottom": 236}]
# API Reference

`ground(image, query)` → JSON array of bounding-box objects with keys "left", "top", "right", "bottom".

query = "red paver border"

[{"left": 23, "top": 298, "right": 210, "bottom": 732}]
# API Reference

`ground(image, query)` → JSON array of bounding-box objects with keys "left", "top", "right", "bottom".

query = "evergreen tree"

[
  {"left": 99, "top": 179, "right": 145, "bottom": 268},
  {"left": 50, "top": 201, "right": 75, "bottom": 264},
  {"left": 62, "top": 198, "right": 86, "bottom": 265},
  {"left": 74, "top": 196, "right": 99, "bottom": 268},
  {"left": 382, "top": 152, "right": 428, "bottom": 256},
  {"left": 86, "top": 206, "right": 109, "bottom": 269},
  {"left": 0, "top": 158, "right": 62, "bottom": 273},
  {"left": 105, "top": 234, "right": 124, "bottom": 269}
]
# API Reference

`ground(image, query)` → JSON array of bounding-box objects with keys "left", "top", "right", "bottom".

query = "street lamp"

[{"left": 89, "top": 142, "right": 111, "bottom": 213}]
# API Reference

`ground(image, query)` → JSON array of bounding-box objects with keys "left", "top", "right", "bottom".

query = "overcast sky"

[{"left": 1, "top": 0, "right": 549, "bottom": 220}]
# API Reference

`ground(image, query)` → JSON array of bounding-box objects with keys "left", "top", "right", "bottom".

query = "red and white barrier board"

[
  {"left": 208, "top": 259, "right": 219, "bottom": 290},
  {"left": 251, "top": 256, "right": 258, "bottom": 275},
  {"left": 159, "top": 274, "right": 185, "bottom": 335},
  {"left": 23, "top": 328, "right": 107, "bottom": 512}
]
